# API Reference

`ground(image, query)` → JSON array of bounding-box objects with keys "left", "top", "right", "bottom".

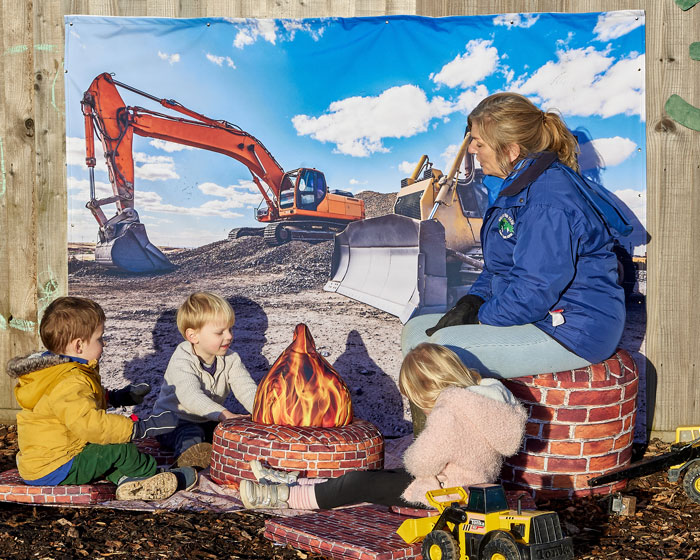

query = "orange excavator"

[{"left": 81, "top": 73, "right": 365, "bottom": 273}]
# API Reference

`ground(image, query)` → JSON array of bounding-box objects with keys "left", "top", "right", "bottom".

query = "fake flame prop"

[{"left": 252, "top": 324, "right": 353, "bottom": 427}]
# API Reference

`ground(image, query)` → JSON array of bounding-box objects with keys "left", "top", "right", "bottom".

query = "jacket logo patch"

[{"left": 497, "top": 213, "right": 515, "bottom": 239}]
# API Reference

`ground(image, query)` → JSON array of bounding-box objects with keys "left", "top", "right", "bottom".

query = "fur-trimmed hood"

[{"left": 7, "top": 352, "right": 71, "bottom": 379}]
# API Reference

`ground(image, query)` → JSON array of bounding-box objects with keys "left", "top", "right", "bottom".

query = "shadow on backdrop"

[
  {"left": 332, "top": 329, "right": 412, "bottom": 438},
  {"left": 576, "top": 126, "right": 653, "bottom": 457}
]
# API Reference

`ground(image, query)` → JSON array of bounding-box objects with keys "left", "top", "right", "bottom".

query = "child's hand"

[
  {"left": 109, "top": 383, "right": 151, "bottom": 407},
  {"left": 218, "top": 410, "right": 247, "bottom": 422}
]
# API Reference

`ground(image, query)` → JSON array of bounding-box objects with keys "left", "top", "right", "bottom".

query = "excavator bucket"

[
  {"left": 94, "top": 222, "right": 174, "bottom": 273},
  {"left": 324, "top": 214, "right": 448, "bottom": 323}
]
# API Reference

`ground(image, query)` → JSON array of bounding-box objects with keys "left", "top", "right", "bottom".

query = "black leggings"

[{"left": 313, "top": 468, "right": 415, "bottom": 509}]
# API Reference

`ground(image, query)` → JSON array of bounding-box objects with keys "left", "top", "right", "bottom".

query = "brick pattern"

[
  {"left": 0, "top": 469, "right": 116, "bottom": 506},
  {"left": 211, "top": 418, "right": 384, "bottom": 488},
  {"left": 0, "top": 437, "right": 172, "bottom": 507},
  {"left": 501, "top": 349, "right": 638, "bottom": 500},
  {"left": 135, "top": 437, "right": 176, "bottom": 466},
  {"left": 265, "top": 504, "right": 421, "bottom": 560}
]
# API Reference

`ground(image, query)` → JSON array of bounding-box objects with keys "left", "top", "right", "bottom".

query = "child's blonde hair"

[
  {"left": 39, "top": 296, "right": 106, "bottom": 354},
  {"left": 399, "top": 343, "right": 482, "bottom": 411},
  {"left": 176, "top": 292, "right": 235, "bottom": 337}
]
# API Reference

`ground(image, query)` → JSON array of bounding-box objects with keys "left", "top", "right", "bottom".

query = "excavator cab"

[{"left": 278, "top": 168, "right": 328, "bottom": 211}]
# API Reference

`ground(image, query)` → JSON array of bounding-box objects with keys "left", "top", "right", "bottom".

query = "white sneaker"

[
  {"left": 239, "top": 479, "right": 290, "bottom": 509},
  {"left": 249, "top": 459, "right": 299, "bottom": 484}
]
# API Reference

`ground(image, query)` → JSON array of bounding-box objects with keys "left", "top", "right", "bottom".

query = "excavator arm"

[{"left": 81, "top": 72, "right": 291, "bottom": 272}]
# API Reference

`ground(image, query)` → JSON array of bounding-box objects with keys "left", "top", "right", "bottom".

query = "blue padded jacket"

[{"left": 469, "top": 154, "right": 626, "bottom": 363}]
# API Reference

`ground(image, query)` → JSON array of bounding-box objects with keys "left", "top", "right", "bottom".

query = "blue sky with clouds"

[{"left": 65, "top": 11, "right": 646, "bottom": 254}]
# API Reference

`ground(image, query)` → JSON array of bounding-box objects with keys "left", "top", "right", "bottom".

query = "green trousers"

[{"left": 61, "top": 443, "right": 157, "bottom": 485}]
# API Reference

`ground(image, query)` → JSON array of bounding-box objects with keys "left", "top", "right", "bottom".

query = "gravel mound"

[{"left": 69, "top": 190, "right": 397, "bottom": 293}]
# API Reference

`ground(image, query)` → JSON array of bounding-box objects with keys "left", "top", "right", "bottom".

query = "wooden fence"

[{"left": 1, "top": 1, "right": 698, "bottom": 439}]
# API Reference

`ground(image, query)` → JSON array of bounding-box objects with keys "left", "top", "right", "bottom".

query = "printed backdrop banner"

[{"left": 65, "top": 13, "right": 646, "bottom": 254}]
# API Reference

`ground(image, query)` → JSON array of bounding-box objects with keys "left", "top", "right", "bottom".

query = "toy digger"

[
  {"left": 396, "top": 484, "right": 574, "bottom": 560},
  {"left": 589, "top": 426, "right": 700, "bottom": 504}
]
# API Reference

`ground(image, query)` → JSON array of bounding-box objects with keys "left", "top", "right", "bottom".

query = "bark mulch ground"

[{"left": 0, "top": 425, "right": 698, "bottom": 559}]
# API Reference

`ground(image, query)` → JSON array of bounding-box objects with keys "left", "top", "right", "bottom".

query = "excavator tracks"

[{"left": 263, "top": 221, "right": 347, "bottom": 247}]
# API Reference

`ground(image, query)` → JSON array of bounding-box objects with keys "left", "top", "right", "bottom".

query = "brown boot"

[{"left": 175, "top": 442, "right": 212, "bottom": 469}]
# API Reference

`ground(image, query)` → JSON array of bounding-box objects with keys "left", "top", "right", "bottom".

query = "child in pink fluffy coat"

[{"left": 239, "top": 342, "right": 528, "bottom": 510}]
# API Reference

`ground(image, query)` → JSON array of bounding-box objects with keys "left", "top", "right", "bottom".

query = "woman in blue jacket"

[{"left": 401, "top": 92, "right": 629, "bottom": 378}]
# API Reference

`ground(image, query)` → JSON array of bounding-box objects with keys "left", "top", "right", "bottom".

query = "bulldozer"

[
  {"left": 80, "top": 73, "right": 365, "bottom": 273},
  {"left": 397, "top": 484, "right": 574, "bottom": 560},
  {"left": 324, "top": 132, "right": 487, "bottom": 323}
]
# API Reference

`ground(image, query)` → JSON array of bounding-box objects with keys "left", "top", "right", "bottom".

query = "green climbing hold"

[
  {"left": 665, "top": 94, "right": 700, "bottom": 132},
  {"left": 690, "top": 42, "right": 700, "bottom": 61},
  {"left": 675, "top": 0, "right": 700, "bottom": 10}
]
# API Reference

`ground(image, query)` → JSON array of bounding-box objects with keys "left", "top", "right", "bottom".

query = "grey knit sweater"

[{"left": 152, "top": 341, "right": 258, "bottom": 423}]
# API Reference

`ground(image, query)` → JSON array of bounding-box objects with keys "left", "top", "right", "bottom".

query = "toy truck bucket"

[
  {"left": 323, "top": 214, "right": 448, "bottom": 323},
  {"left": 95, "top": 222, "right": 174, "bottom": 273}
]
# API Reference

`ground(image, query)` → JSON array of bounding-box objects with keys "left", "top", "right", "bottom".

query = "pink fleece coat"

[{"left": 401, "top": 384, "right": 528, "bottom": 506}]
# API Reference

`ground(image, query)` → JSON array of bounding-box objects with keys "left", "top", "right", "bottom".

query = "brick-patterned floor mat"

[
  {"left": 0, "top": 438, "right": 175, "bottom": 508},
  {"left": 0, "top": 469, "right": 116, "bottom": 506},
  {"left": 264, "top": 491, "right": 538, "bottom": 560},
  {"left": 265, "top": 504, "right": 422, "bottom": 560}
]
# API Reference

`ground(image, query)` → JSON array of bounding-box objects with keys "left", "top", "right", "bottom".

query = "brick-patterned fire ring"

[
  {"left": 210, "top": 417, "right": 384, "bottom": 488},
  {"left": 501, "top": 348, "right": 638, "bottom": 501}
]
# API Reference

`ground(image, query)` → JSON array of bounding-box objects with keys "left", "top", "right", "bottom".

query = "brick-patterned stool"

[
  {"left": 500, "top": 348, "right": 638, "bottom": 500},
  {"left": 210, "top": 417, "right": 384, "bottom": 488}
]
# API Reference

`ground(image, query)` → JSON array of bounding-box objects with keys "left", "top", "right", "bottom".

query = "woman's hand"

[{"left": 425, "top": 294, "right": 484, "bottom": 336}]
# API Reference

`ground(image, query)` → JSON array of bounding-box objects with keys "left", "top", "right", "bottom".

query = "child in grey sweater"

[{"left": 152, "top": 292, "right": 258, "bottom": 469}]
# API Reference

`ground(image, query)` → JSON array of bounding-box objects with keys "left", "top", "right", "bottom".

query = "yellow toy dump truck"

[
  {"left": 590, "top": 425, "right": 700, "bottom": 504},
  {"left": 397, "top": 484, "right": 574, "bottom": 560}
]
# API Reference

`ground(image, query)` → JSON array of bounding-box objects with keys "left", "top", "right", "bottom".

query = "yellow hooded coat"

[{"left": 7, "top": 353, "right": 134, "bottom": 481}]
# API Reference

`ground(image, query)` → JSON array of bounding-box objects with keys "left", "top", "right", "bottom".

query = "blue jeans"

[
  {"left": 401, "top": 314, "right": 591, "bottom": 379},
  {"left": 156, "top": 420, "right": 218, "bottom": 456}
]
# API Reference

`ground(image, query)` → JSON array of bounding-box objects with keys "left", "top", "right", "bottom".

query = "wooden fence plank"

[{"left": 0, "top": 0, "right": 37, "bottom": 421}]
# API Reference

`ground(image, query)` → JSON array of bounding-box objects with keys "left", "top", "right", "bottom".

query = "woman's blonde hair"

[
  {"left": 399, "top": 343, "right": 482, "bottom": 411},
  {"left": 176, "top": 292, "right": 235, "bottom": 337},
  {"left": 468, "top": 92, "right": 580, "bottom": 176}
]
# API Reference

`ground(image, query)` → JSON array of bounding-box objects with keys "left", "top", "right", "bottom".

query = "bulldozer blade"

[
  {"left": 95, "top": 222, "right": 174, "bottom": 273},
  {"left": 324, "top": 214, "right": 448, "bottom": 323}
]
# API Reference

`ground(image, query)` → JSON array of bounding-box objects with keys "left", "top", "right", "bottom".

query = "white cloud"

[
  {"left": 282, "top": 19, "right": 325, "bottom": 41},
  {"left": 579, "top": 136, "right": 637, "bottom": 170},
  {"left": 206, "top": 53, "right": 236, "bottom": 68},
  {"left": 431, "top": 39, "right": 500, "bottom": 89},
  {"left": 440, "top": 143, "right": 461, "bottom": 173},
  {"left": 492, "top": 13, "right": 540, "bottom": 28},
  {"left": 149, "top": 139, "right": 195, "bottom": 153},
  {"left": 234, "top": 19, "right": 278, "bottom": 48},
  {"left": 453, "top": 85, "right": 490, "bottom": 114},
  {"left": 66, "top": 136, "right": 102, "bottom": 167},
  {"left": 233, "top": 18, "right": 328, "bottom": 49},
  {"left": 292, "top": 85, "right": 454, "bottom": 157},
  {"left": 158, "top": 51, "right": 180, "bottom": 65},
  {"left": 198, "top": 180, "right": 262, "bottom": 207},
  {"left": 613, "top": 187, "right": 646, "bottom": 227},
  {"left": 398, "top": 161, "right": 419, "bottom": 175},
  {"left": 512, "top": 47, "right": 644, "bottom": 119},
  {"left": 67, "top": 175, "right": 113, "bottom": 200},
  {"left": 133, "top": 153, "right": 179, "bottom": 181},
  {"left": 594, "top": 11, "right": 644, "bottom": 42}
]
